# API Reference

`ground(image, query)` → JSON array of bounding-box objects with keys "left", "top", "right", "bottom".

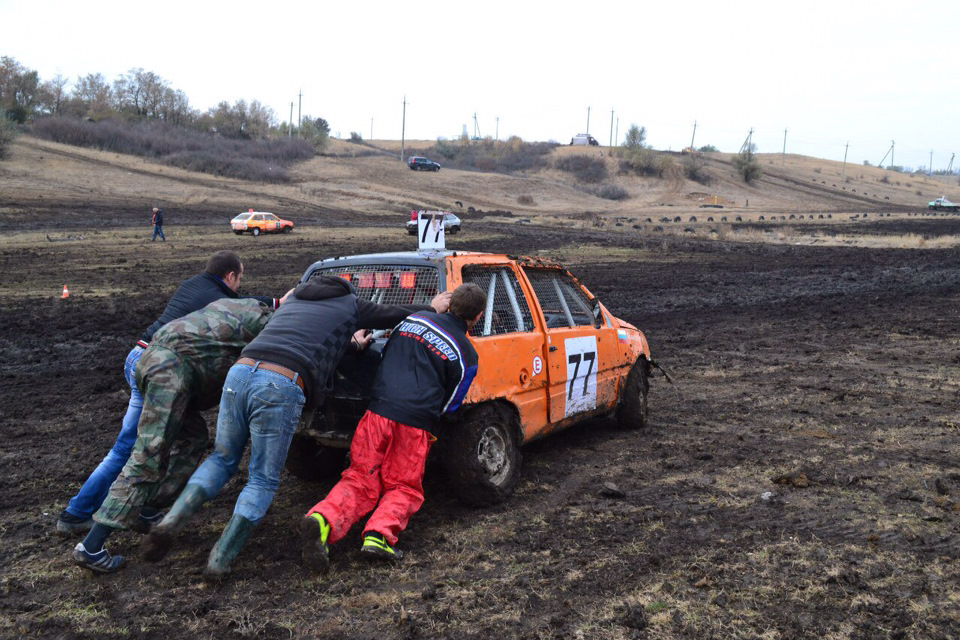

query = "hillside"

[{"left": 1, "top": 136, "right": 957, "bottom": 231}]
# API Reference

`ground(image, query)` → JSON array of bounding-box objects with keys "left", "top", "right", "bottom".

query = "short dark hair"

[
  {"left": 205, "top": 250, "right": 242, "bottom": 278},
  {"left": 450, "top": 283, "right": 487, "bottom": 321}
]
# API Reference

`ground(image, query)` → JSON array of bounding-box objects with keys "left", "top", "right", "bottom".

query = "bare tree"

[
  {"left": 74, "top": 73, "right": 112, "bottom": 119},
  {"left": 40, "top": 74, "right": 70, "bottom": 116}
]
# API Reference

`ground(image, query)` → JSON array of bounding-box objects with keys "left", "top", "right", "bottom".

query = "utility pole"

[
  {"left": 690, "top": 120, "right": 697, "bottom": 150},
  {"left": 586, "top": 106, "right": 591, "bottom": 135},
  {"left": 891, "top": 140, "right": 895, "bottom": 168},
  {"left": 929, "top": 150, "right": 933, "bottom": 175},
  {"left": 289, "top": 102, "right": 293, "bottom": 138},
  {"left": 401, "top": 95, "right": 407, "bottom": 162},
  {"left": 879, "top": 140, "right": 895, "bottom": 168},
  {"left": 842, "top": 141, "right": 849, "bottom": 177},
  {"left": 782, "top": 128, "right": 787, "bottom": 165},
  {"left": 297, "top": 89, "right": 302, "bottom": 138},
  {"left": 615, "top": 117, "right": 619, "bottom": 147},
  {"left": 609, "top": 109, "right": 614, "bottom": 147},
  {"left": 495, "top": 116, "right": 499, "bottom": 141},
  {"left": 948, "top": 153, "right": 955, "bottom": 174},
  {"left": 739, "top": 128, "right": 754, "bottom": 154}
]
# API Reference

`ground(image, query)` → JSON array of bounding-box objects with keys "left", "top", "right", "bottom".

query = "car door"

[
  {"left": 451, "top": 258, "right": 550, "bottom": 442},
  {"left": 522, "top": 266, "right": 620, "bottom": 425}
]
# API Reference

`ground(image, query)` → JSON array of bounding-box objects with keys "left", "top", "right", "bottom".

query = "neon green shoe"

[
  {"left": 300, "top": 513, "right": 331, "bottom": 574},
  {"left": 361, "top": 532, "right": 403, "bottom": 562}
]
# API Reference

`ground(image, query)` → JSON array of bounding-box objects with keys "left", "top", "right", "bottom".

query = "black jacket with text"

[{"left": 368, "top": 310, "right": 479, "bottom": 434}]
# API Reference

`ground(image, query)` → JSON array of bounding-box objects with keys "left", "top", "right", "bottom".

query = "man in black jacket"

[
  {"left": 300, "top": 283, "right": 485, "bottom": 572},
  {"left": 56, "top": 250, "right": 281, "bottom": 534},
  {"left": 143, "top": 275, "right": 451, "bottom": 577}
]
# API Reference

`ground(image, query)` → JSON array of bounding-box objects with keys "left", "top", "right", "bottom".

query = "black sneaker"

[
  {"left": 300, "top": 514, "right": 331, "bottom": 574},
  {"left": 56, "top": 510, "right": 93, "bottom": 535},
  {"left": 360, "top": 532, "right": 403, "bottom": 562},
  {"left": 73, "top": 542, "right": 125, "bottom": 574}
]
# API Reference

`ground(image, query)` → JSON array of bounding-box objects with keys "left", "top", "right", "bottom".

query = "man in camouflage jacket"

[{"left": 72, "top": 296, "right": 283, "bottom": 573}]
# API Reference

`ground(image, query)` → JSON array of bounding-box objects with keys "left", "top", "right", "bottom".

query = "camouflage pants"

[{"left": 94, "top": 346, "right": 208, "bottom": 530}]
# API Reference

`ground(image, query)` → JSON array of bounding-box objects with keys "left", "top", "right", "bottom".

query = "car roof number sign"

[{"left": 417, "top": 210, "right": 446, "bottom": 251}]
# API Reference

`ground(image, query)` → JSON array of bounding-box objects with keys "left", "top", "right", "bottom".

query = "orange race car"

[
  {"left": 286, "top": 249, "right": 658, "bottom": 506},
  {"left": 231, "top": 210, "right": 295, "bottom": 236}
]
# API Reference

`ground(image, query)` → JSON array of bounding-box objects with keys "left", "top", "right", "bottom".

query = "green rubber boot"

[
  {"left": 143, "top": 484, "right": 208, "bottom": 563},
  {"left": 204, "top": 515, "right": 256, "bottom": 579}
]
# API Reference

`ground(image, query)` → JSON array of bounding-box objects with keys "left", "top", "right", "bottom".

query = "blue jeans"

[
  {"left": 152, "top": 224, "right": 165, "bottom": 241},
  {"left": 66, "top": 345, "right": 145, "bottom": 519},
  {"left": 187, "top": 363, "right": 305, "bottom": 523}
]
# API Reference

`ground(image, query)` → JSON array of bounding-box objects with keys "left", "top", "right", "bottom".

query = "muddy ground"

[{"left": 1, "top": 204, "right": 958, "bottom": 640}]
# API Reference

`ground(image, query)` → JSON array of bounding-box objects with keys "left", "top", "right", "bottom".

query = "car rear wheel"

[
  {"left": 448, "top": 225, "right": 460, "bottom": 234},
  {"left": 285, "top": 433, "right": 348, "bottom": 482},
  {"left": 234, "top": 231, "right": 243, "bottom": 235},
  {"left": 282, "top": 226, "right": 292, "bottom": 233},
  {"left": 252, "top": 227, "right": 260, "bottom": 237},
  {"left": 615, "top": 359, "right": 650, "bottom": 430},
  {"left": 440, "top": 403, "right": 521, "bottom": 507}
]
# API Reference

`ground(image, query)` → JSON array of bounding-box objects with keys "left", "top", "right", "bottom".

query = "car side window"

[
  {"left": 462, "top": 266, "right": 535, "bottom": 337},
  {"left": 523, "top": 268, "right": 595, "bottom": 328}
]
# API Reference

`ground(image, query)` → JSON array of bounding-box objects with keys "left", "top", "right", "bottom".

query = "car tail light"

[
  {"left": 410, "top": 210, "right": 418, "bottom": 221},
  {"left": 338, "top": 273, "right": 352, "bottom": 282},
  {"left": 375, "top": 272, "right": 392, "bottom": 288},
  {"left": 357, "top": 273, "right": 375, "bottom": 288},
  {"left": 399, "top": 272, "right": 416, "bottom": 289}
]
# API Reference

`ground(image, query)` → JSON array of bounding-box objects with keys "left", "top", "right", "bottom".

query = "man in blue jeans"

[
  {"left": 151, "top": 207, "right": 165, "bottom": 241},
  {"left": 56, "top": 251, "right": 280, "bottom": 534},
  {"left": 144, "top": 275, "right": 450, "bottom": 577}
]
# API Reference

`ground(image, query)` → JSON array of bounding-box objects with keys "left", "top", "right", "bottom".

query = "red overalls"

[{"left": 306, "top": 410, "right": 434, "bottom": 546}]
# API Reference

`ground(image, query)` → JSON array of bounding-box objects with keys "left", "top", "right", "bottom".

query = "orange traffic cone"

[{"left": 61, "top": 284, "right": 70, "bottom": 299}]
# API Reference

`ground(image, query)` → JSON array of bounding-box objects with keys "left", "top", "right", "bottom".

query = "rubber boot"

[
  {"left": 143, "top": 484, "right": 208, "bottom": 563},
  {"left": 204, "top": 515, "right": 255, "bottom": 579}
]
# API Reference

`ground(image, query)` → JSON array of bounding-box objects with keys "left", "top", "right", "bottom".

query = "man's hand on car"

[
  {"left": 430, "top": 291, "right": 452, "bottom": 313},
  {"left": 351, "top": 329, "right": 373, "bottom": 351}
]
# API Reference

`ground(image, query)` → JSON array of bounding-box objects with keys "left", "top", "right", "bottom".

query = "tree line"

[{"left": 0, "top": 56, "right": 329, "bottom": 146}]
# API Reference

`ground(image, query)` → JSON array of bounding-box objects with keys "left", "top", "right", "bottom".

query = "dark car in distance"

[{"left": 407, "top": 156, "right": 441, "bottom": 171}]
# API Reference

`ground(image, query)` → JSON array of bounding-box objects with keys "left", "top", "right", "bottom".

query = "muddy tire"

[
  {"left": 440, "top": 403, "right": 521, "bottom": 507},
  {"left": 285, "top": 433, "right": 347, "bottom": 482},
  {"left": 615, "top": 359, "right": 650, "bottom": 430}
]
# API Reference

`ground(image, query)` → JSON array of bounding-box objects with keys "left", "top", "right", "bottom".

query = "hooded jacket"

[
  {"left": 139, "top": 272, "right": 278, "bottom": 345},
  {"left": 240, "top": 276, "right": 429, "bottom": 406}
]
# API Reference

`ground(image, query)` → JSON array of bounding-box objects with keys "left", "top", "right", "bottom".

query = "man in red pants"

[{"left": 300, "top": 283, "right": 486, "bottom": 571}]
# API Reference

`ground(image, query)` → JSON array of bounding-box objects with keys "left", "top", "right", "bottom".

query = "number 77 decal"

[{"left": 564, "top": 336, "right": 598, "bottom": 417}]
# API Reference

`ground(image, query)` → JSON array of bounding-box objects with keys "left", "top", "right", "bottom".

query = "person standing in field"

[{"left": 152, "top": 206, "right": 165, "bottom": 241}]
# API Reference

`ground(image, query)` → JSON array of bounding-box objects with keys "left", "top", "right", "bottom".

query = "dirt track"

[{"left": 1, "top": 203, "right": 959, "bottom": 639}]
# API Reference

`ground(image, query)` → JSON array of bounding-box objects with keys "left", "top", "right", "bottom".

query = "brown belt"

[{"left": 235, "top": 357, "right": 305, "bottom": 391}]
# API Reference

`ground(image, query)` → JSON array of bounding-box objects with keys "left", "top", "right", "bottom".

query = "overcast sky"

[{"left": 3, "top": 0, "right": 958, "bottom": 169}]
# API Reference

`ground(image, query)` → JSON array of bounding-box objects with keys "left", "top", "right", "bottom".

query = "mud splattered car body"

[{"left": 287, "top": 250, "right": 652, "bottom": 505}]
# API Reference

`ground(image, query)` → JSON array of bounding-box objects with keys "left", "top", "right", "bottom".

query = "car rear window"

[
  {"left": 234, "top": 213, "right": 252, "bottom": 220},
  {"left": 311, "top": 264, "right": 440, "bottom": 306}
]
